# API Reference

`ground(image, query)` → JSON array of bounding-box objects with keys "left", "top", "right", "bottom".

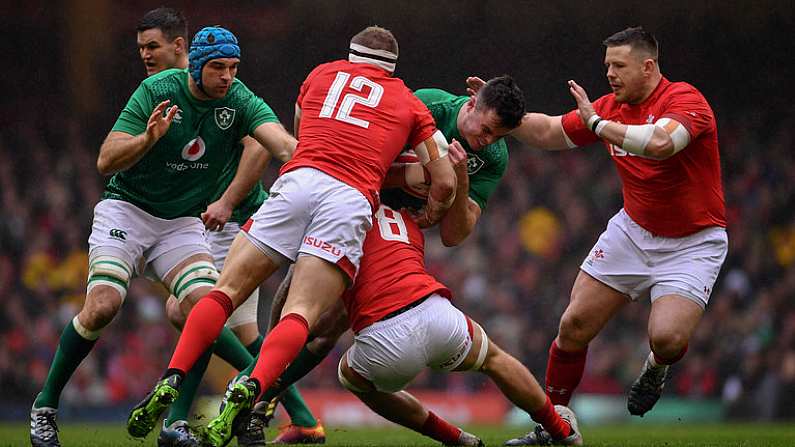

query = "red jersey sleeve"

[
  {"left": 560, "top": 95, "right": 613, "bottom": 147},
  {"left": 659, "top": 83, "right": 715, "bottom": 140},
  {"left": 296, "top": 64, "right": 324, "bottom": 108},
  {"left": 406, "top": 94, "right": 438, "bottom": 148}
]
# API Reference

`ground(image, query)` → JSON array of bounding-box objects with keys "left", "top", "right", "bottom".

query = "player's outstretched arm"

[
  {"left": 251, "top": 121, "right": 297, "bottom": 163},
  {"left": 201, "top": 136, "right": 271, "bottom": 231},
  {"left": 439, "top": 139, "right": 480, "bottom": 247},
  {"left": 97, "top": 100, "right": 178, "bottom": 175},
  {"left": 567, "top": 80, "right": 682, "bottom": 159}
]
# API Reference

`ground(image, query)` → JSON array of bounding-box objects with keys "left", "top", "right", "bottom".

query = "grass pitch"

[{"left": 3, "top": 422, "right": 794, "bottom": 446}]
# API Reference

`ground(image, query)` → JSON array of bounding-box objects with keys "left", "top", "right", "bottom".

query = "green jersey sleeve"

[
  {"left": 468, "top": 140, "right": 508, "bottom": 211},
  {"left": 111, "top": 83, "right": 154, "bottom": 136}
]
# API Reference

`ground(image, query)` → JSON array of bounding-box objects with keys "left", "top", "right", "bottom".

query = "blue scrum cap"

[{"left": 189, "top": 26, "right": 240, "bottom": 89}]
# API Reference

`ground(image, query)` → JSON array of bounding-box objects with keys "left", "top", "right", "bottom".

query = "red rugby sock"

[
  {"left": 168, "top": 290, "right": 233, "bottom": 374},
  {"left": 545, "top": 340, "right": 587, "bottom": 406},
  {"left": 249, "top": 313, "right": 310, "bottom": 398},
  {"left": 419, "top": 411, "right": 462, "bottom": 444},
  {"left": 531, "top": 396, "right": 572, "bottom": 440}
]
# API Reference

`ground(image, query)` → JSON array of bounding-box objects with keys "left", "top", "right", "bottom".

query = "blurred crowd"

[{"left": 1, "top": 101, "right": 793, "bottom": 420}]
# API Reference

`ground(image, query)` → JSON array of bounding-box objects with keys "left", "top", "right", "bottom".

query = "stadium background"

[{"left": 1, "top": 0, "right": 793, "bottom": 430}]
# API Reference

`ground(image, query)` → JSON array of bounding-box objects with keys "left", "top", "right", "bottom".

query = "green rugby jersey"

[
  {"left": 105, "top": 68, "right": 278, "bottom": 219},
  {"left": 381, "top": 88, "right": 508, "bottom": 211}
]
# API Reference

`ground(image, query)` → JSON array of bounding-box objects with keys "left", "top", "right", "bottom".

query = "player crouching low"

[{"left": 336, "top": 202, "right": 583, "bottom": 446}]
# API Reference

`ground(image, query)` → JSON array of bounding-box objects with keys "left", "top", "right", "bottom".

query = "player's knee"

[
  {"left": 165, "top": 297, "right": 186, "bottom": 329},
  {"left": 649, "top": 329, "right": 687, "bottom": 358},
  {"left": 558, "top": 310, "right": 593, "bottom": 348},
  {"left": 167, "top": 260, "right": 219, "bottom": 304},
  {"left": 80, "top": 289, "right": 123, "bottom": 331}
]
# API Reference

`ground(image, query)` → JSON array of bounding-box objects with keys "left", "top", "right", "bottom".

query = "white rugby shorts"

[
  {"left": 580, "top": 208, "right": 728, "bottom": 308},
  {"left": 207, "top": 222, "right": 258, "bottom": 328},
  {"left": 243, "top": 167, "right": 373, "bottom": 281},
  {"left": 346, "top": 294, "right": 472, "bottom": 393},
  {"left": 88, "top": 199, "right": 211, "bottom": 281}
]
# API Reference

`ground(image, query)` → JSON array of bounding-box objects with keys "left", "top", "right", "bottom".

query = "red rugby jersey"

[
  {"left": 282, "top": 60, "right": 437, "bottom": 208},
  {"left": 343, "top": 205, "right": 451, "bottom": 333},
  {"left": 561, "top": 77, "right": 726, "bottom": 237}
]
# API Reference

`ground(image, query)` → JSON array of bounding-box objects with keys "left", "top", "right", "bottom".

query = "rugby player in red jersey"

[
  {"left": 129, "top": 26, "right": 457, "bottom": 447},
  {"left": 336, "top": 144, "right": 583, "bottom": 446},
  {"left": 471, "top": 26, "right": 726, "bottom": 443}
]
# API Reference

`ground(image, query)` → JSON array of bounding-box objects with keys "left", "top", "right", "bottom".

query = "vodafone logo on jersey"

[{"left": 181, "top": 137, "right": 206, "bottom": 161}]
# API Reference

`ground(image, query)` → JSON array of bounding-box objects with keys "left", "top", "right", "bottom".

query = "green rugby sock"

[
  {"left": 166, "top": 344, "right": 213, "bottom": 425},
  {"left": 213, "top": 326, "right": 253, "bottom": 371},
  {"left": 261, "top": 346, "right": 326, "bottom": 402},
  {"left": 246, "top": 335, "right": 263, "bottom": 357},
  {"left": 281, "top": 385, "right": 317, "bottom": 427},
  {"left": 34, "top": 319, "right": 98, "bottom": 409}
]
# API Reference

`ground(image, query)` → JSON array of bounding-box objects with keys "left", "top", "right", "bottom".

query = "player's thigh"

[
  {"left": 281, "top": 255, "right": 347, "bottom": 328},
  {"left": 560, "top": 270, "right": 629, "bottom": 342},
  {"left": 216, "top": 232, "right": 282, "bottom": 306},
  {"left": 452, "top": 317, "right": 489, "bottom": 372}
]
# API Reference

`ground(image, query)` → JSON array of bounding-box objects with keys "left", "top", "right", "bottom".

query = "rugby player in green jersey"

[
  {"left": 133, "top": 8, "right": 323, "bottom": 446},
  {"left": 30, "top": 25, "right": 296, "bottom": 447},
  {"left": 226, "top": 76, "right": 525, "bottom": 441}
]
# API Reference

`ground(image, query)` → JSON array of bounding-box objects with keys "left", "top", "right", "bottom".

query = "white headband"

[{"left": 349, "top": 43, "right": 397, "bottom": 73}]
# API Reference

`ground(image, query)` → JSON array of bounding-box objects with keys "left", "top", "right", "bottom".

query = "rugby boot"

[
  {"left": 627, "top": 357, "right": 669, "bottom": 416},
  {"left": 234, "top": 401, "right": 271, "bottom": 447},
  {"left": 204, "top": 376, "right": 258, "bottom": 446},
  {"left": 269, "top": 421, "right": 326, "bottom": 444},
  {"left": 128, "top": 374, "right": 182, "bottom": 438},
  {"left": 450, "top": 431, "right": 484, "bottom": 446},
  {"left": 158, "top": 419, "right": 200, "bottom": 447},
  {"left": 30, "top": 405, "right": 60, "bottom": 447},
  {"left": 503, "top": 405, "right": 582, "bottom": 446}
]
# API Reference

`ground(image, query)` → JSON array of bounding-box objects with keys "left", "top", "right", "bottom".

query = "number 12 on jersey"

[{"left": 319, "top": 72, "right": 383, "bottom": 129}]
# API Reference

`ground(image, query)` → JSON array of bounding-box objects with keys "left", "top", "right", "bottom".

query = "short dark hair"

[
  {"left": 477, "top": 75, "right": 526, "bottom": 129},
  {"left": 137, "top": 7, "right": 188, "bottom": 41},
  {"left": 603, "top": 26, "right": 658, "bottom": 60},
  {"left": 351, "top": 26, "right": 399, "bottom": 56}
]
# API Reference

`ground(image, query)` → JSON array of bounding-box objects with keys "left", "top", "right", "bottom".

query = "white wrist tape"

[
  {"left": 621, "top": 124, "right": 656, "bottom": 155},
  {"left": 414, "top": 130, "right": 449, "bottom": 165}
]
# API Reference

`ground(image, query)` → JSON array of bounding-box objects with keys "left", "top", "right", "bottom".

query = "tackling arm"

[
  {"left": 416, "top": 131, "right": 456, "bottom": 227},
  {"left": 511, "top": 113, "right": 573, "bottom": 150},
  {"left": 439, "top": 140, "right": 480, "bottom": 247}
]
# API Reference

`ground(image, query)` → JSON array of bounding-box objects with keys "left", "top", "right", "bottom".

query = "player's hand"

[
  {"left": 145, "top": 100, "right": 178, "bottom": 147},
  {"left": 447, "top": 138, "right": 468, "bottom": 169},
  {"left": 567, "top": 80, "right": 597, "bottom": 126},
  {"left": 466, "top": 77, "right": 486, "bottom": 96},
  {"left": 201, "top": 198, "right": 233, "bottom": 231}
]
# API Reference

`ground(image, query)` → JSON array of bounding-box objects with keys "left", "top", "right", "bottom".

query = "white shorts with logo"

[
  {"left": 88, "top": 199, "right": 211, "bottom": 281},
  {"left": 580, "top": 209, "right": 728, "bottom": 308},
  {"left": 244, "top": 168, "right": 373, "bottom": 281},
  {"left": 346, "top": 294, "right": 472, "bottom": 393},
  {"left": 207, "top": 222, "right": 258, "bottom": 328}
]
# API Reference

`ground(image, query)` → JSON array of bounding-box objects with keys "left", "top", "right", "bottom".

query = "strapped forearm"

[{"left": 587, "top": 114, "right": 689, "bottom": 159}]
